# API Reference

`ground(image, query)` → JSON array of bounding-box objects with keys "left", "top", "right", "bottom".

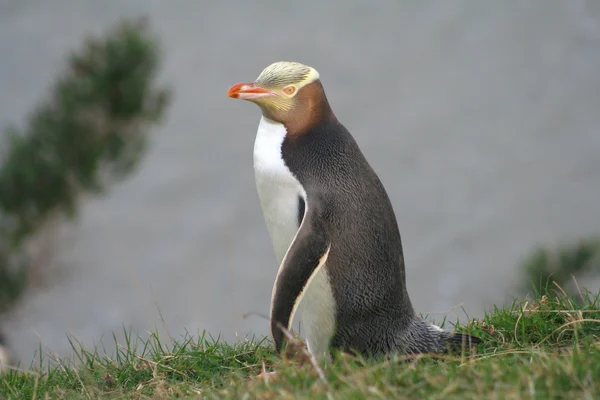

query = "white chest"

[{"left": 253, "top": 116, "right": 306, "bottom": 263}]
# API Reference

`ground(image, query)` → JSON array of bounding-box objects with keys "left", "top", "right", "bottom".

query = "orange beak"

[{"left": 227, "top": 82, "right": 276, "bottom": 100}]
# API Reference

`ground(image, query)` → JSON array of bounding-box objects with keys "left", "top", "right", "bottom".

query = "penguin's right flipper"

[{"left": 269, "top": 199, "right": 330, "bottom": 353}]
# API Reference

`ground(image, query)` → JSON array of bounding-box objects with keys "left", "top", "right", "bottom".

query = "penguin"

[{"left": 227, "top": 61, "right": 479, "bottom": 360}]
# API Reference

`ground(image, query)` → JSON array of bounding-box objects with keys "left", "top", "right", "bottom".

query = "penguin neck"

[{"left": 254, "top": 116, "right": 289, "bottom": 170}]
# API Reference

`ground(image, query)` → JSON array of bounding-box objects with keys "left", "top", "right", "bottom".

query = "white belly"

[
  {"left": 298, "top": 266, "right": 336, "bottom": 359},
  {"left": 253, "top": 116, "right": 335, "bottom": 360}
]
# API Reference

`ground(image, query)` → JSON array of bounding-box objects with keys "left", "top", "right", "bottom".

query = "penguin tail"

[{"left": 446, "top": 332, "right": 481, "bottom": 351}]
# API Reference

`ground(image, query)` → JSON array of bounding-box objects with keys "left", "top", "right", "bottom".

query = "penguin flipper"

[{"left": 270, "top": 203, "right": 330, "bottom": 353}]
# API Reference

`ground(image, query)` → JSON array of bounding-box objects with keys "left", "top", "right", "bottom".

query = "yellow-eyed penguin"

[{"left": 227, "top": 61, "right": 479, "bottom": 360}]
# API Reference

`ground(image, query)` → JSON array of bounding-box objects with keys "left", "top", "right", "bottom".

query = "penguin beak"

[{"left": 227, "top": 82, "right": 276, "bottom": 101}]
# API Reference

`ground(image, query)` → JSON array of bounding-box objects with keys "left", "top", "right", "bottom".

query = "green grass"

[{"left": 1, "top": 289, "right": 599, "bottom": 399}]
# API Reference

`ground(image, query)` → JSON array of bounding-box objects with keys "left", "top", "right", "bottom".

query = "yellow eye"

[{"left": 283, "top": 86, "right": 296, "bottom": 95}]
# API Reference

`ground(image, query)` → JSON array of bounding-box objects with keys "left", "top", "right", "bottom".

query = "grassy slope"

[{"left": 1, "top": 290, "right": 599, "bottom": 400}]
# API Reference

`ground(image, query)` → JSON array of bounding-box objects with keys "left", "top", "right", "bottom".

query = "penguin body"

[{"left": 228, "top": 61, "right": 479, "bottom": 359}]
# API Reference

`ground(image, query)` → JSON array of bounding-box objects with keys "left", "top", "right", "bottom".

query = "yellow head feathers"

[{"left": 255, "top": 61, "right": 320, "bottom": 91}]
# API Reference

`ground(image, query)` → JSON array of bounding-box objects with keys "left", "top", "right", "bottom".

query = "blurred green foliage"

[
  {"left": 0, "top": 18, "right": 170, "bottom": 312},
  {"left": 521, "top": 237, "right": 600, "bottom": 300}
]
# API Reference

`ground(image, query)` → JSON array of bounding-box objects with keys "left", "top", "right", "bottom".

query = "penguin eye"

[{"left": 282, "top": 85, "right": 296, "bottom": 96}]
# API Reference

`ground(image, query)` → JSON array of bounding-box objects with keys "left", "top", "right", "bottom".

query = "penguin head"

[{"left": 228, "top": 61, "right": 334, "bottom": 132}]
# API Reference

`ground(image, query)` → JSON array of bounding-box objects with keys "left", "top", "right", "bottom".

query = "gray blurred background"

[{"left": 1, "top": 0, "right": 599, "bottom": 366}]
